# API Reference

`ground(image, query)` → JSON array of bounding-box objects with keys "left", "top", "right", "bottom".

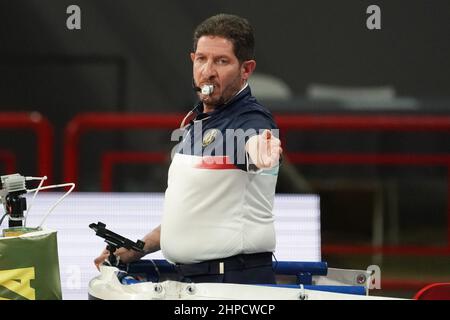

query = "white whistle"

[{"left": 201, "top": 85, "right": 214, "bottom": 95}]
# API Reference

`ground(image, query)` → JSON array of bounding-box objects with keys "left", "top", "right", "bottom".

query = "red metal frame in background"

[
  {"left": 288, "top": 152, "right": 450, "bottom": 253},
  {"left": 101, "top": 151, "right": 169, "bottom": 192},
  {"left": 0, "top": 112, "right": 54, "bottom": 183},
  {"left": 63, "top": 113, "right": 183, "bottom": 186},
  {"left": 274, "top": 115, "right": 450, "bottom": 251},
  {"left": 413, "top": 282, "right": 450, "bottom": 300},
  {"left": 64, "top": 113, "right": 450, "bottom": 185},
  {"left": 0, "top": 150, "right": 17, "bottom": 173},
  {"left": 274, "top": 114, "right": 450, "bottom": 131}
]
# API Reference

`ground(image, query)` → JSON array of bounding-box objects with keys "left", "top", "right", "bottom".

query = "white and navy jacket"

[{"left": 161, "top": 85, "right": 279, "bottom": 264}]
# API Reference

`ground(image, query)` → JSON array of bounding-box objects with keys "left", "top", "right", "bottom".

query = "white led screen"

[{"left": 5, "top": 192, "right": 320, "bottom": 300}]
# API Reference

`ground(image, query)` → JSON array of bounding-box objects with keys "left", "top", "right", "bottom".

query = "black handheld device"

[{"left": 89, "top": 221, "right": 145, "bottom": 266}]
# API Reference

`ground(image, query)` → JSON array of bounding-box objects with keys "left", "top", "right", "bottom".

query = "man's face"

[{"left": 191, "top": 36, "right": 255, "bottom": 109}]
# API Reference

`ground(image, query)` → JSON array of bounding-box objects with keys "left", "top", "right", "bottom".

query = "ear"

[
  {"left": 241, "top": 60, "right": 256, "bottom": 81},
  {"left": 190, "top": 52, "right": 195, "bottom": 63}
]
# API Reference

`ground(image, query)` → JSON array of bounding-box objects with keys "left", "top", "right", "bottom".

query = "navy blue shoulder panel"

[{"left": 176, "top": 86, "right": 278, "bottom": 171}]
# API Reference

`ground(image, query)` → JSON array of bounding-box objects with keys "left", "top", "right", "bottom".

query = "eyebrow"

[{"left": 195, "top": 53, "right": 232, "bottom": 60}]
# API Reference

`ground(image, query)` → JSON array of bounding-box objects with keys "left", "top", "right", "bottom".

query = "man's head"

[
  {"left": 193, "top": 14, "right": 255, "bottom": 63},
  {"left": 191, "top": 14, "right": 256, "bottom": 110}
]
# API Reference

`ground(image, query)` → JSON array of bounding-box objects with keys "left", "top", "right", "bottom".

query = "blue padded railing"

[
  {"left": 265, "top": 284, "right": 366, "bottom": 296},
  {"left": 126, "top": 259, "right": 327, "bottom": 277},
  {"left": 120, "top": 259, "right": 365, "bottom": 295}
]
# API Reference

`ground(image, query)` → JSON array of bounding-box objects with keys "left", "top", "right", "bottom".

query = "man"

[{"left": 95, "top": 13, "right": 282, "bottom": 284}]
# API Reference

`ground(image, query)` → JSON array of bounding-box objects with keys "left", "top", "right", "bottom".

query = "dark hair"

[{"left": 193, "top": 14, "right": 255, "bottom": 63}]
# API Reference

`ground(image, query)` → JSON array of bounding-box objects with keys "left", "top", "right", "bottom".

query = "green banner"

[{"left": 0, "top": 230, "right": 62, "bottom": 300}]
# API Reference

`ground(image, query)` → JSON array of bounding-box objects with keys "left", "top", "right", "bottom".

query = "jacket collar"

[{"left": 193, "top": 85, "right": 251, "bottom": 119}]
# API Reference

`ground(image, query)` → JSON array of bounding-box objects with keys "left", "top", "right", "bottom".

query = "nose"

[{"left": 201, "top": 59, "right": 217, "bottom": 80}]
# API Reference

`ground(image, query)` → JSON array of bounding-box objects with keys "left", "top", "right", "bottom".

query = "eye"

[
  {"left": 217, "top": 58, "right": 229, "bottom": 65},
  {"left": 195, "top": 56, "right": 206, "bottom": 63}
]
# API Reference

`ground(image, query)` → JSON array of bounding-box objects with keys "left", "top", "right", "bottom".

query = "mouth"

[
  {"left": 199, "top": 81, "right": 218, "bottom": 89},
  {"left": 200, "top": 84, "right": 214, "bottom": 95}
]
